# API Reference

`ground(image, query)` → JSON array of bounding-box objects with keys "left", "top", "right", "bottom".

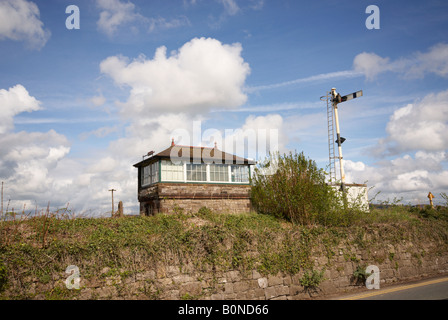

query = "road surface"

[{"left": 336, "top": 276, "right": 448, "bottom": 300}]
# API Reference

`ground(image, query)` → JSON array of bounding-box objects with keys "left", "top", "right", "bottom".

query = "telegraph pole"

[{"left": 109, "top": 189, "right": 116, "bottom": 217}]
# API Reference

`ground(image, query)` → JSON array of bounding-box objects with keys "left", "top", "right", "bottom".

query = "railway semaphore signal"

[{"left": 321, "top": 88, "right": 363, "bottom": 193}]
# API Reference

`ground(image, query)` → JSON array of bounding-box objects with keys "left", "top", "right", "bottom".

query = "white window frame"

[
  {"left": 161, "top": 160, "right": 184, "bottom": 182},
  {"left": 209, "top": 163, "right": 230, "bottom": 182},
  {"left": 186, "top": 163, "right": 207, "bottom": 182},
  {"left": 157, "top": 160, "right": 250, "bottom": 184},
  {"left": 141, "top": 161, "right": 159, "bottom": 187},
  {"left": 231, "top": 165, "right": 249, "bottom": 183}
]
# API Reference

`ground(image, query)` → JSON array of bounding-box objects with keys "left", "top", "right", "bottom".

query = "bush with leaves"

[{"left": 251, "top": 151, "right": 341, "bottom": 225}]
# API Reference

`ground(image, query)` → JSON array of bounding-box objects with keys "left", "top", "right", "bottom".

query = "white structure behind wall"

[{"left": 331, "top": 183, "right": 369, "bottom": 212}]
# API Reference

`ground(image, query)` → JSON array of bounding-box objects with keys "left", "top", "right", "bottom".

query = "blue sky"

[{"left": 1, "top": 0, "right": 448, "bottom": 215}]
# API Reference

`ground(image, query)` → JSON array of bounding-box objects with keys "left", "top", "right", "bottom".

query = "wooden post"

[
  {"left": 109, "top": 189, "right": 116, "bottom": 217},
  {"left": 117, "top": 201, "right": 123, "bottom": 217}
]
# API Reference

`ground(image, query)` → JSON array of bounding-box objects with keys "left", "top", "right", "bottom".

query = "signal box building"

[{"left": 133, "top": 140, "right": 256, "bottom": 216}]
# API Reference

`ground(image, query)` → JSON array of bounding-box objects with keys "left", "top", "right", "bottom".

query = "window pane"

[
  {"left": 161, "top": 160, "right": 184, "bottom": 181},
  {"left": 150, "top": 162, "right": 159, "bottom": 184},
  {"left": 187, "top": 163, "right": 206, "bottom": 182},
  {"left": 142, "top": 165, "right": 150, "bottom": 186},
  {"left": 142, "top": 161, "right": 160, "bottom": 186},
  {"left": 210, "top": 164, "right": 229, "bottom": 182},
  {"left": 231, "top": 165, "right": 249, "bottom": 182}
]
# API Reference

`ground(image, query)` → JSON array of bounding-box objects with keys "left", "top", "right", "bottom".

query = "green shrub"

[
  {"left": 353, "top": 265, "right": 370, "bottom": 284},
  {"left": 197, "top": 206, "right": 213, "bottom": 218},
  {"left": 299, "top": 268, "right": 326, "bottom": 289},
  {"left": 251, "top": 151, "right": 341, "bottom": 225},
  {"left": 416, "top": 206, "right": 448, "bottom": 221},
  {"left": 0, "top": 260, "right": 7, "bottom": 293}
]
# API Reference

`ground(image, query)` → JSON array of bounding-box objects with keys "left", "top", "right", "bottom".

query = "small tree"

[{"left": 251, "top": 151, "right": 339, "bottom": 225}]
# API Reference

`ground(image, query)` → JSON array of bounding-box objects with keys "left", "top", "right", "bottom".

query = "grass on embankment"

[{"left": 0, "top": 204, "right": 447, "bottom": 299}]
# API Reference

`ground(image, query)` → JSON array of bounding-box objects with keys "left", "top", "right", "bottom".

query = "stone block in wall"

[
  {"left": 344, "top": 262, "right": 354, "bottom": 275},
  {"left": 79, "top": 288, "right": 93, "bottom": 300},
  {"left": 275, "top": 285, "right": 289, "bottom": 296},
  {"left": 399, "top": 266, "right": 420, "bottom": 279},
  {"left": 135, "top": 270, "right": 156, "bottom": 281},
  {"left": 267, "top": 274, "right": 283, "bottom": 286},
  {"left": 257, "top": 277, "right": 268, "bottom": 288},
  {"left": 211, "top": 293, "right": 224, "bottom": 300},
  {"left": 224, "top": 293, "right": 238, "bottom": 299},
  {"left": 282, "top": 275, "right": 292, "bottom": 286},
  {"left": 236, "top": 292, "right": 248, "bottom": 299},
  {"left": 87, "top": 277, "right": 103, "bottom": 288},
  {"left": 163, "top": 289, "right": 180, "bottom": 300},
  {"left": 226, "top": 270, "right": 241, "bottom": 282},
  {"left": 252, "top": 270, "right": 262, "bottom": 280},
  {"left": 95, "top": 286, "right": 118, "bottom": 299},
  {"left": 271, "top": 295, "right": 287, "bottom": 300},
  {"left": 290, "top": 283, "right": 307, "bottom": 297},
  {"left": 254, "top": 288, "right": 265, "bottom": 299},
  {"left": 379, "top": 268, "right": 394, "bottom": 280},
  {"left": 180, "top": 282, "right": 203, "bottom": 297},
  {"left": 157, "top": 277, "right": 173, "bottom": 287},
  {"left": 336, "top": 276, "right": 351, "bottom": 288},
  {"left": 264, "top": 286, "right": 277, "bottom": 300},
  {"left": 173, "top": 274, "right": 195, "bottom": 284},
  {"left": 105, "top": 276, "right": 122, "bottom": 286},
  {"left": 291, "top": 274, "right": 302, "bottom": 286},
  {"left": 224, "top": 282, "right": 233, "bottom": 294},
  {"left": 319, "top": 280, "right": 337, "bottom": 295},
  {"left": 233, "top": 281, "right": 250, "bottom": 293}
]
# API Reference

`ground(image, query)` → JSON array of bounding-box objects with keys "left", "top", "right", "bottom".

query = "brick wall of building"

[{"left": 138, "top": 183, "right": 252, "bottom": 215}]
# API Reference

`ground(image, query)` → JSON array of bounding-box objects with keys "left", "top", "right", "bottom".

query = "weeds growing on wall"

[{"left": 1, "top": 189, "right": 448, "bottom": 299}]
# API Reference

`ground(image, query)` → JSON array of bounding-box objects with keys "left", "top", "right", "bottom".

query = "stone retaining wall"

[{"left": 10, "top": 239, "right": 448, "bottom": 300}]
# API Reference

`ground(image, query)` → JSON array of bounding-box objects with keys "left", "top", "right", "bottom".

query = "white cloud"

[
  {"left": 90, "top": 94, "right": 106, "bottom": 107},
  {"left": 219, "top": 0, "right": 240, "bottom": 16},
  {"left": 0, "top": 84, "right": 41, "bottom": 134},
  {"left": 228, "top": 114, "right": 286, "bottom": 160},
  {"left": 246, "top": 70, "right": 362, "bottom": 93},
  {"left": 88, "top": 156, "right": 119, "bottom": 174},
  {"left": 344, "top": 154, "right": 448, "bottom": 205},
  {"left": 96, "top": 0, "right": 191, "bottom": 36},
  {"left": 100, "top": 37, "right": 250, "bottom": 116},
  {"left": 0, "top": 130, "right": 70, "bottom": 202},
  {"left": 79, "top": 126, "right": 118, "bottom": 141},
  {"left": 0, "top": 0, "right": 50, "bottom": 49},
  {"left": 343, "top": 89, "right": 448, "bottom": 205},
  {"left": 0, "top": 85, "right": 73, "bottom": 212},
  {"left": 96, "top": 0, "right": 144, "bottom": 36},
  {"left": 248, "top": 0, "right": 264, "bottom": 10},
  {"left": 148, "top": 16, "right": 191, "bottom": 33},
  {"left": 353, "top": 43, "right": 448, "bottom": 80},
  {"left": 353, "top": 52, "right": 391, "bottom": 81},
  {"left": 404, "top": 43, "right": 448, "bottom": 79},
  {"left": 375, "top": 89, "right": 448, "bottom": 156},
  {"left": 109, "top": 113, "right": 203, "bottom": 158}
]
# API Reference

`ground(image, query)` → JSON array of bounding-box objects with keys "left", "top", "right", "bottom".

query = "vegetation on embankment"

[{"left": 1, "top": 203, "right": 448, "bottom": 299}]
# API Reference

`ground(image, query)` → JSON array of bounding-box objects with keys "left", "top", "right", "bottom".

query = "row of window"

[{"left": 141, "top": 160, "right": 250, "bottom": 186}]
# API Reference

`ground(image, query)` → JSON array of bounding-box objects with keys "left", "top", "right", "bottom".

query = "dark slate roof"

[{"left": 133, "top": 145, "right": 256, "bottom": 168}]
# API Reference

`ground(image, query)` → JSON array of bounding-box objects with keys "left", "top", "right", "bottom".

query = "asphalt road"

[{"left": 337, "top": 276, "right": 448, "bottom": 300}]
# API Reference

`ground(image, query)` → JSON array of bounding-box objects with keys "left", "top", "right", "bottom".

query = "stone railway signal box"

[{"left": 133, "top": 142, "right": 255, "bottom": 216}]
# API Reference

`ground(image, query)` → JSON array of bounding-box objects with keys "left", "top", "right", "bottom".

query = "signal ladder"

[{"left": 324, "top": 92, "right": 337, "bottom": 183}]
